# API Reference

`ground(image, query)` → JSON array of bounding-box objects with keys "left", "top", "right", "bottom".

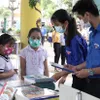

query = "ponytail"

[{"left": 66, "top": 15, "right": 81, "bottom": 46}]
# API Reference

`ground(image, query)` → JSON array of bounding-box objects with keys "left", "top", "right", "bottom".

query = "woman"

[{"left": 51, "top": 9, "right": 87, "bottom": 91}]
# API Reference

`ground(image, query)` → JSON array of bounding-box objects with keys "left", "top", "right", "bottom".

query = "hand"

[
  {"left": 75, "top": 69, "right": 89, "bottom": 78},
  {"left": 51, "top": 71, "right": 68, "bottom": 81},
  {"left": 14, "top": 69, "right": 18, "bottom": 74},
  {"left": 64, "top": 64, "right": 77, "bottom": 72},
  {"left": 58, "top": 75, "right": 68, "bottom": 87}
]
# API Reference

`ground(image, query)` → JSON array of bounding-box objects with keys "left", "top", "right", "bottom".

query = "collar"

[
  {"left": 28, "top": 45, "right": 43, "bottom": 52},
  {"left": 89, "top": 24, "right": 100, "bottom": 33},
  {"left": 0, "top": 54, "right": 9, "bottom": 62}
]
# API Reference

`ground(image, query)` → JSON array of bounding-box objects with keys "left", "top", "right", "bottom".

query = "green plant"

[
  {"left": 29, "top": 0, "right": 41, "bottom": 13},
  {"left": 7, "top": 28, "right": 12, "bottom": 32},
  {"left": 16, "top": 29, "right": 20, "bottom": 34},
  {"left": 29, "top": 0, "right": 41, "bottom": 28}
]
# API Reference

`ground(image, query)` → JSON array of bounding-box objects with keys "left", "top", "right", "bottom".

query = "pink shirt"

[{"left": 20, "top": 45, "right": 48, "bottom": 75}]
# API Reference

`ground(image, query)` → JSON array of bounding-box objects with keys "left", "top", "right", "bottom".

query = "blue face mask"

[
  {"left": 55, "top": 26, "right": 66, "bottom": 33},
  {"left": 29, "top": 38, "right": 41, "bottom": 48}
]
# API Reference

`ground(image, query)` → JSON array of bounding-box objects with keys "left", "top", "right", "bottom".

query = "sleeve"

[
  {"left": 71, "top": 38, "right": 83, "bottom": 65},
  {"left": 19, "top": 49, "right": 26, "bottom": 59},
  {"left": 0, "top": 58, "right": 5, "bottom": 72}
]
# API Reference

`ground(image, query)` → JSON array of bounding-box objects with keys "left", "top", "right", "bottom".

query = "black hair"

[
  {"left": 51, "top": 9, "right": 81, "bottom": 46},
  {"left": 72, "top": 0, "right": 99, "bottom": 16},
  {"left": 27, "top": 28, "right": 42, "bottom": 38},
  {"left": 52, "top": 26, "right": 56, "bottom": 31},
  {"left": 0, "top": 34, "right": 15, "bottom": 45}
]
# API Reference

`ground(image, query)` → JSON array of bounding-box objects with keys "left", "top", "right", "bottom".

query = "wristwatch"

[{"left": 88, "top": 69, "right": 95, "bottom": 76}]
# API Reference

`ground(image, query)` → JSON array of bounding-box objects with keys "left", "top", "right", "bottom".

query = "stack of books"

[
  {"left": 7, "top": 80, "right": 32, "bottom": 88},
  {"left": 24, "top": 74, "right": 54, "bottom": 84}
]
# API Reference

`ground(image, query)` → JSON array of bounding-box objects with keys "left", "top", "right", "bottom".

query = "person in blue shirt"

[
  {"left": 41, "top": 23, "right": 47, "bottom": 45},
  {"left": 72, "top": 0, "right": 100, "bottom": 98},
  {"left": 51, "top": 9, "right": 87, "bottom": 91}
]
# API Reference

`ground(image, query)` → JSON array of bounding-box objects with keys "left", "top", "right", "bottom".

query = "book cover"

[
  {"left": 7, "top": 80, "right": 32, "bottom": 88},
  {"left": 24, "top": 74, "right": 54, "bottom": 84},
  {"left": 21, "top": 85, "right": 59, "bottom": 100},
  {"left": 0, "top": 83, "right": 17, "bottom": 100},
  {"left": 50, "top": 62, "right": 74, "bottom": 73}
]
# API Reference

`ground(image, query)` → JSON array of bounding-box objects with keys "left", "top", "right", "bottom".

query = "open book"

[{"left": 21, "top": 85, "right": 59, "bottom": 100}]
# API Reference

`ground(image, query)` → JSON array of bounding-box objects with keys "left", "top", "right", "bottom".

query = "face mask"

[
  {"left": 4, "top": 47, "right": 14, "bottom": 55},
  {"left": 84, "top": 22, "right": 91, "bottom": 28},
  {"left": 55, "top": 26, "right": 66, "bottom": 33},
  {"left": 29, "top": 38, "right": 41, "bottom": 48}
]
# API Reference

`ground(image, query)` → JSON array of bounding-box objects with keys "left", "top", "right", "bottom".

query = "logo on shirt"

[
  {"left": 66, "top": 50, "right": 71, "bottom": 55},
  {"left": 94, "top": 43, "right": 100, "bottom": 49}
]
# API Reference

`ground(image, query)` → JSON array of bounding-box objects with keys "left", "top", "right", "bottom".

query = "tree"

[
  {"left": 29, "top": 0, "right": 41, "bottom": 28},
  {"left": 63, "top": 0, "right": 73, "bottom": 13},
  {"left": 41, "top": 0, "right": 72, "bottom": 19},
  {"left": 41, "top": 0, "right": 57, "bottom": 18},
  {"left": 29, "top": 0, "right": 41, "bottom": 13},
  {"left": 0, "top": 7, "right": 11, "bottom": 33}
]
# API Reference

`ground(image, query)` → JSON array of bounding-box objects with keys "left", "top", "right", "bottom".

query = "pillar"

[{"left": 21, "top": 0, "right": 41, "bottom": 48}]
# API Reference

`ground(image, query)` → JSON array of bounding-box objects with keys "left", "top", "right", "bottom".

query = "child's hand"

[
  {"left": 14, "top": 69, "right": 18, "bottom": 74},
  {"left": 51, "top": 71, "right": 68, "bottom": 82},
  {"left": 58, "top": 76, "right": 67, "bottom": 87}
]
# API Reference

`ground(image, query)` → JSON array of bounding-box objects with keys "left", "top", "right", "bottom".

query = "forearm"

[
  {"left": 52, "top": 71, "right": 68, "bottom": 81},
  {"left": 0, "top": 70, "right": 15, "bottom": 79},
  {"left": 44, "top": 60, "right": 49, "bottom": 77},
  {"left": 20, "top": 57, "right": 26, "bottom": 80},
  {"left": 92, "top": 67, "right": 100, "bottom": 75},
  {"left": 21, "top": 70, "right": 26, "bottom": 80},
  {"left": 44, "top": 69, "right": 49, "bottom": 77},
  {"left": 76, "top": 62, "right": 86, "bottom": 70}
]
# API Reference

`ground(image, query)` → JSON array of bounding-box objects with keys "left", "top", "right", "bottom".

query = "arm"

[
  {"left": 58, "top": 74, "right": 68, "bottom": 87},
  {"left": 75, "top": 67, "right": 100, "bottom": 79},
  {"left": 51, "top": 71, "right": 68, "bottom": 81},
  {"left": 0, "top": 70, "right": 16, "bottom": 79},
  {"left": 70, "top": 37, "right": 86, "bottom": 70},
  {"left": 20, "top": 57, "right": 26, "bottom": 80},
  {"left": 92, "top": 67, "right": 100, "bottom": 74},
  {"left": 44, "top": 59, "right": 49, "bottom": 77},
  {"left": 75, "top": 62, "right": 86, "bottom": 71}
]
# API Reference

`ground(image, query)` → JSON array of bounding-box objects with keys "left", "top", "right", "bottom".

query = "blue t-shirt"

[
  {"left": 41, "top": 27, "right": 47, "bottom": 36},
  {"left": 86, "top": 24, "right": 100, "bottom": 78},
  {"left": 65, "top": 35, "right": 87, "bottom": 66}
]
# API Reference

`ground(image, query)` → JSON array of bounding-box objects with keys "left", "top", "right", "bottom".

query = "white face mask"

[
  {"left": 55, "top": 26, "right": 66, "bottom": 33},
  {"left": 80, "top": 19, "right": 91, "bottom": 28}
]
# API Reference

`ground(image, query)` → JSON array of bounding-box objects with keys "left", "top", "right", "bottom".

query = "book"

[
  {"left": 21, "top": 85, "right": 59, "bottom": 100},
  {"left": 50, "top": 62, "right": 74, "bottom": 73},
  {"left": 7, "top": 80, "right": 32, "bottom": 88},
  {"left": 0, "top": 82, "right": 17, "bottom": 100},
  {"left": 24, "top": 74, "right": 54, "bottom": 84}
]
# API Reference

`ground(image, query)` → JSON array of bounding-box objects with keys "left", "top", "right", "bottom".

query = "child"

[
  {"left": 0, "top": 34, "right": 18, "bottom": 82},
  {"left": 20, "top": 28, "right": 49, "bottom": 80}
]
